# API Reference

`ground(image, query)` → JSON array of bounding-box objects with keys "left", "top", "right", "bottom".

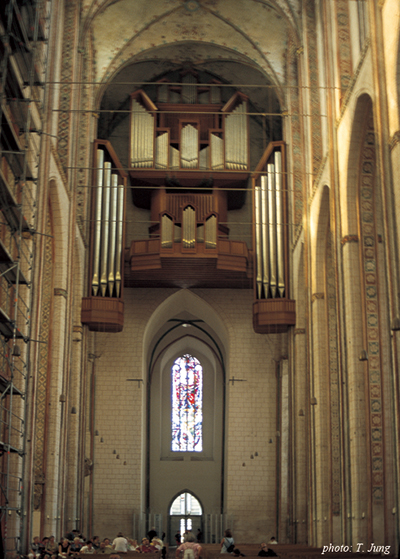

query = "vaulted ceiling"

[{"left": 81, "top": 0, "right": 301, "bottom": 93}]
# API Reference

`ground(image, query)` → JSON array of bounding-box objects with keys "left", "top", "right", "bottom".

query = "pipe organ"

[
  {"left": 81, "top": 140, "right": 127, "bottom": 332},
  {"left": 252, "top": 142, "right": 296, "bottom": 333},
  {"left": 129, "top": 89, "right": 249, "bottom": 176}
]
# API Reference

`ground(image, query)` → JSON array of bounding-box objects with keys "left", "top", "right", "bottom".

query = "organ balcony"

[{"left": 125, "top": 188, "right": 252, "bottom": 289}]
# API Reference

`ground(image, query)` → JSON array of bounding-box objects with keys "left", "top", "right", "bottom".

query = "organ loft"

[{"left": 81, "top": 70, "right": 296, "bottom": 333}]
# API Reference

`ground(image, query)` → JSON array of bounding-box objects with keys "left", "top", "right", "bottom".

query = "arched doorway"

[{"left": 169, "top": 492, "right": 203, "bottom": 545}]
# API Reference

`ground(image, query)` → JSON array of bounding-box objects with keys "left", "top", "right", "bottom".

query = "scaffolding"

[{"left": 0, "top": 0, "right": 50, "bottom": 556}]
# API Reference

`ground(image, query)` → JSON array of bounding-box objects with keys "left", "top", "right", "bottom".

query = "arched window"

[{"left": 171, "top": 354, "right": 203, "bottom": 451}]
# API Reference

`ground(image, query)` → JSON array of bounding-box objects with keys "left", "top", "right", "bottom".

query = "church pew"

[
  {"left": 77, "top": 552, "right": 161, "bottom": 559},
  {"left": 199, "top": 544, "right": 396, "bottom": 559}
]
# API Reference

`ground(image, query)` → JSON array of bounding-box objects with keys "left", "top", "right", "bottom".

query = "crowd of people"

[
  {"left": 28, "top": 528, "right": 278, "bottom": 559},
  {"left": 28, "top": 529, "right": 166, "bottom": 559}
]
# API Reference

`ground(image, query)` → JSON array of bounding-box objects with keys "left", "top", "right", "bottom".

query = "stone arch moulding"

[
  {"left": 341, "top": 93, "right": 373, "bottom": 237},
  {"left": 142, "top": 289, "right": 229, "bottom": 383}
]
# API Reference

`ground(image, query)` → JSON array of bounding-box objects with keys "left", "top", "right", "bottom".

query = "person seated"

[
  {"left": 59, "top": 538, "right": 71, "bottom": 558},
  {"left": 258, "top": 544, "right": 277, "bottom": 557},
  {"left": 80, "top": 541, "right": 95, "bottom": 554},
  {"left": 127, "top": 539, "right": 139, "bottom": 552},
  {"left": 113, "top": 533, "right": 129, "bottom": 553},
  {"left": 98, "top": 540, "right": 113, "bottom": 554},
  {"left": 220, "top": 530, "right": 234, "bottom": 554},
  {"left": 29, "top": 536, "right": 43, "bottom": 559},
  {"left": 45, "top": 536, "right": 58, "bottom": 558},
  {"left": 175, "top": 540, "right": 202, "bottom": 559},
  {"left": 150, "top": 537, "right": 163, "bottom": 551},
  {"left": 267, "top": 538, "right": 277, "bottom": 545},
  {"left": 70, "top": 537, "right": 83, "bottom": 555},
  {"left": 139, "top": 538, "right": 153, "bottom": 553},
  {"left": 103, "top": 539, "right": 113, "bottom": 553},
  {"left": 92, "top": 537, "right": 101, "bottom": 551}
]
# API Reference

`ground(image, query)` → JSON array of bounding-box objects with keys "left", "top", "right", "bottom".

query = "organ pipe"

[
  {"left": 183, "top": 206, "right": 196, "bottom": 248},
  {"left": 181, "top": 124, "right": 198, "bottom": 168},
  {"left": 261, "top": 175, "right": 269, "bottom": 297},
  {"left": 100, "top": 162, "right": 111, "bottom": 297},
  {"left": 253, "top": 146, "right": 287, "bottom": 301},
  {"left": 155, "top": 132, "right": 169, "bottom": 169},
  {"left": 275, "top": 151, "right": 285, "bottom": 297},
  {"left": 255, "top": 186, "right": 263, "bottom": 300},
  {"left": 267, "top": 163, "right": 277, "bottom": 298},
  {"left": 205, "top": 215, "right": 217, "bottom": 249},
  {"left": 107, "top": 174, "right": 118, "bottom": 297},
  {"left": 115, "top": 184, "right": 124, "bottom": 298},
  {"left": 161, "top": 214, "right": 173, "bottom": 248},
  {"left": 92, "top": 149, "right": 104, "bottom": 296},
  {"left": 91, "top": 148, "right": 125, "bottom": 299}
]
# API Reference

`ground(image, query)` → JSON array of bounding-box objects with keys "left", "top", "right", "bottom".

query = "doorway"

[{"left": 169, "top": 492, "right": 202, "bottom": 545}]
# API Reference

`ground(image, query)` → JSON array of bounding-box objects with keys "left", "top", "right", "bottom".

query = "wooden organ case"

[
  {"left": 81, "top": 140, "right": 127, "bottom": 332},
  {"left": 252, "top": 142, "right": 296, "bottom": 333},
  {"left": 126, "top": 76, "right": 252, "bottom": 290}
]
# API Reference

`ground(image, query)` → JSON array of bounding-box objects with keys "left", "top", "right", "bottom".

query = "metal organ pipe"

[
  {"left": 261, "top": 175, "right": 269, "bottom": 297},
  {"left": 92, "top": 150, "right": 104, "bottom": 296},
  {"left": 115, "top": 184, "right": 124, "bottom": 298},
  {"left": 183, "top": 206, "right": 196, "bottom": 248},
  {"left": 267, "top": 163, "right": 277, "bottom": 298},
  {"left": 275, "top": 151, "right": 285, "bottom": 297},
  {"left": 100, "top": 163, "right": 111, "bottom": 297},
  {"left": 107, "top": 174, "right": 118, "bottom": 297},
  {"left": 131, "top": 99, "right": 154, "bottom": 168},
  {"left": 92, "top": 149, "right": 125, "bottom": 299},
  {"left": 254, "top": 149, "right": 286, "bottom": 300},
  {"left": 255, "top": 186, "right": 263, "bottom": 300},
  {"left": 181, "top": 124, "right": 198, "bottom": 168},
  {"left": 225, "top": 101, "right": 248, "bottom": 171}
]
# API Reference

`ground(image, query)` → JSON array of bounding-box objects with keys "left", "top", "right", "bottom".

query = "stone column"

[
  {"left": 42, "top": 289, "right": 68, "bottom": 536},
  {"left": 293, "top": 328, "right": 308, "bottom": 543},
  {"left": 311, "top": 293, "right": 330, "bottom": 544},
  {"left": 341, "top": 238, "right": 368, "bottom": 544},
  {"left": 65, "top": 325, "right": 84, "bottom": 531}
]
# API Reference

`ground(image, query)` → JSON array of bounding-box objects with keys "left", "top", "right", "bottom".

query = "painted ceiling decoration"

[{"left": 81, "top": 0, "right": 301, "bottom": 92}]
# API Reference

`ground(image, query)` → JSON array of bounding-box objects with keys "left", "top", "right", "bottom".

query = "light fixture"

[
  {"left": 12, "top": 345, "right": 21, "bottom": 357},
  {"left": 59, "top": 394, "right": 66, "bottom": 403},
  {"left": 113, "top": 450, "right": 116, "bottom": 454},
  {"left": 310, "top": 397, "right": 317, "bottom": 405},
  {"left": 255, "top": 451, "right": 258, "bottom": 457},
  {"left": 95, "top": 430, "right": 99, "bottom": 436},
  {"left": 269, "top": 439, "right": 273, "bottom": 444},
  {"left": 250, "top": 454, "right": 254, "bottom": 459},
  {"left": 299, "top": 409, "right": 305, "bottom": 416},
  {"left": 359, "top": 350, "right": 368, "bottom": 361},
  {"left": 100, "top": 437, "right": 104, "bottom": 443},
  {"left": 71, "top": 407, "right": 77, "bottom": 414}
]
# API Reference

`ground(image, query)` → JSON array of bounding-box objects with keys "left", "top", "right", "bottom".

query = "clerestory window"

[{"left": 171, "top": 354, "right": 203, "bottom": 452}]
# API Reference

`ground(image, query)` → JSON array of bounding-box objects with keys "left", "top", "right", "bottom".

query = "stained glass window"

[{"left": 171, "top": 354, "right": 203, "bottom": 451}]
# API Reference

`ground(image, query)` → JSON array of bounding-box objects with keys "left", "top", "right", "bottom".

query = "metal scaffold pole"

[{"left": 0, "top": 0, "right": 51, "bottom": 556}]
